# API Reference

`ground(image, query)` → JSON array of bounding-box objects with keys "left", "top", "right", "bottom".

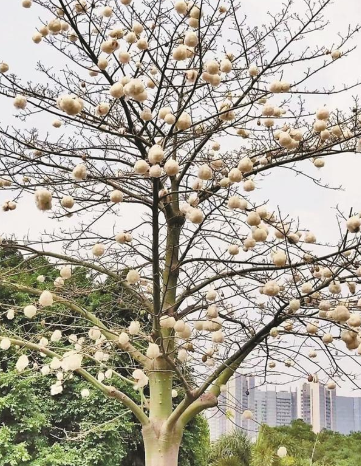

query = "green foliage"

[
  {"left": 209, "top": 430, "right": 251, "bottom": 466},
  {"left": 209, "top": 420, "right": 361, "bottom": 466},
  {"left": 0, "top": 251, "right": 210, "bottom": 466},
  {"left": 251, "top": 420, "right": 361, "bottom": 466}
]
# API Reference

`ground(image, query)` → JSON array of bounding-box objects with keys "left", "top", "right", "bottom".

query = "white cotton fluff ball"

[
  {"left": 316, "top": 107, "right": 330, "bottom": 120},
  {"left": 289, "top": 299, "right": 300, "bottom": 312},
  {"left": 158, "top": 107, "right": 172, "bottom": 120},
  {"left": 146, "top": 343, "right": 160, "bottom": 359},
  {"left": 175, "top": 1, "right": 187, "bottom": 14},
  {"left": 176, "top": 112, "right": 192, "bottom": 130},
  {"left": 110, "top": 82, "right": 124, "bottom": 98},
  {"left": 220, "top": 59, "right": 232, "bottom": 73},
  {"left": 88, "top": 326, "right": 101, "bottom": 340},
  {"left": 14, "top": 94, "right": 27, "bottom": 109},
  {"left": 149, "top": 165, "right": 162, "bottom": 178},
  {"left": 160, "top": 315, "right": 176, "bottom": 328},
  {"left": 322, "top": 333, "right": 333, "bottom": 344},
  {"left": 0, "top": 338, "right": 11, "bottom": 350},
  {"left": 198, "top": 164, "right": 212, "bottom": 180},
  {"left": 206, "top": 288, "right": 217, "bottom": 301},
  {"left": 277, "top": 447, "right": 287, "bottom": 458},
  {"left": 96, "top": 102, "right": 110, "bottom": 116},
  {"left": 50, "top": 383, "right": 63, "bottom": 396},
  {"left": 272, "top": 251, "right": 287, "bottom": 267},
  {"left": 16, "top": 354, "right": 29, "bottom": 372},
  {"left": 176, "top": 323, "right": 192, "bottom": 339},
  {"left": 247, "top": 212, "right": 261, "bottom": 226},
  {"left": 126, "top": 269, "right": 140, "bottom": 284},
  {"left": 51, "top": 330, "right": 62, "bottom": 342},
  {"left": 37, "top": 276, "right": 45, "bottom": 284},
  {"left": 304, "top": 231, "right": 316, "bottom": 243},
  {"left": 6, "top": 309, "right": 15, "bottom": 320},
  {"left": 61, "top": 352, "right": 83, "bottom": 371},
  {"left": 248, "top": 64, "right": 259, "bottom": 77},
  {"left": 39, "top": 290, "right": 53, "bottom": 307},
  {"left": 0, "top": 62, "right": 9, "bottom": 73},
  {"left": 110, "top": 190, "right": 124, "bottom": 203},
  {"left": 348, "top": 313, "right": 361, "bottom": 327},
  {"left": 24, "top": 305, "right": 37, "bottom": 318},
  {"left": 177, "top": 349, "right": 188, "bottom": 362},
  {"left": 50, "top": 357, "right": 61, "bottom": 370},
  {"left": 184, "top": 31, "right": 198, "bottom": 47},
  {"left": 35, "top": 189, "right": 52, "bottom": 211},
  {"left": 61, "top": 196, "right": 75, "bottom": 209},
  {"left": 119, "top": 332, "right": 130, "bottom": 345},
  {"left": 102, "top": 5, "right": 113, "bottom": 17},
  {"left": 148, "top": 145, "right": 164, "bottom": 164},
  {"left": 118, "top": 51, "right": 130, "bottom": 63},
  {"left": 54, "top": 277, "right": 64, "bottom": 287},
  {"left": 174, "top": 320, "right": 186, "bottom": 333},
  {"left": 173, "top": 45, "right": 188, "bottom": 61},
  {"left": 228, "top": 168, "right": 243, "bottom": 182},
  {"left": 243, "top": 180, "right": 255, "bottom": 192},
  {"left": 134, "top": 160, "right": 150, "bottom": 174},
  {"left": 301, "top": 282, "right": 313, "bottom": 294},
  {"left": 242, "top": 410, "right": 253, "bottom": 420},
  {"left": 187, "top": 208, "right": 204, "bottom": 224},
  {"left": 212, "top": 330, "right": 224, "bottom": 343},
  {"left": 164, "top": 159, "right": 179, "bottom": 176},
  {"left": 133, "top": 369, "right": 149, "bottom": 388},
  {"left": 306, "top": 323, "right": 318, "bottom": 334},
  {"left": 81, "top": 388, "right": 90, "bottom": 398},
  {"left": 92, "top": 243, "right": 105, "bottom": 257},
  {"left": 346, "top": 216, "right": 361, "bottom": 233},
  {"left": 60, "top": 266, "right": 72, "bottom": 280},
  {"left": 57, "top": 94, "right": 83, "bottom": 115},
  {"left": 313, "top": 120, "right": 327, "bottom": 132},
  {"left": 129, "top": 321, "right": 141, "bottom": 335},
  {"left": 238, "top": 157, "right": 253, "bottom": 172},
  {"left": 333, "top": 305, "right": 350, "bottom": 322},
  {"left": 263, "top": 281, "right": 280, "bottom": 296},
  {"left": 331, "top": 49, "right": 341, "bottom": 60},
  {"left": 72, "top": 164, "right": 87, "bottom": 180},
  {"left": 207, "top": 305, "right": 218, "bottom": 319},
  {"left": 41, "top": 365, "right": 50, "bottom": 375},
  {"left": 228, "top": 244, "right": 239, "bottom": 255}
]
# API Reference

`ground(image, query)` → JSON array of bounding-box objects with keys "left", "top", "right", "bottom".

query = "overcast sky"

[{"left": 2, "top": 0, "right": 361, "bottom": 395}]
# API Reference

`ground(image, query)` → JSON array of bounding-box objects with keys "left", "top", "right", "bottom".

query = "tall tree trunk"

[{"left": 143, "top": 423, "right": 183, "bottom": 466}]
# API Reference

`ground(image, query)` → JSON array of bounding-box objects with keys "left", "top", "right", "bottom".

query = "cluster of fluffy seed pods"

[
  {"left": 269, "top": 80, "right": 291, "bottom": 93},
  {"left": 124, "top": 79, "right": 148, "bottom": 102},
  {"left": 57, "top": 94, "right": 84, "bottom": 116},
  {"left": 35, "top": 188, "right": 52, "bottom": 211}
]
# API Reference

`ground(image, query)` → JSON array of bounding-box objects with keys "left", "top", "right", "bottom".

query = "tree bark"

[{"left": 143, "top": 423, "right": 183, "bottom": 466}]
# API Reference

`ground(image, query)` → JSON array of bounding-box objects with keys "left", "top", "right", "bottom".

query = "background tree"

[
  {"left": 1, "top": 1, "right": 361, "bottom": 465},
  {"left": 0, "top": 248, "right": 209, "bottom": 466},
  {"left": 209, "top": 430, "right": 251, "bottom": 466}
]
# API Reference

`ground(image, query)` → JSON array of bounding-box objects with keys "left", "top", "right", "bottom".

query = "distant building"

[
  {"left": 297, "top": 382, "right": 336, "bottom": 433},
  {"left": 336, "top": 396, "right": 361, "bottom": 435},
  {"left": 207, "top": 378, "right": 361, "bottom": 441}
]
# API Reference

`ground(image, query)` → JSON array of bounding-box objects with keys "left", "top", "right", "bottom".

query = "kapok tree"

[{"left": 1, "top": 0, "right": 361, "bottom": 465}]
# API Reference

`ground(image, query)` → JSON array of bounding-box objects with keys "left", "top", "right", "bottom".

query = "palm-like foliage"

[{"left": 209, "top": 430, "right": 251, "bottom": 466}]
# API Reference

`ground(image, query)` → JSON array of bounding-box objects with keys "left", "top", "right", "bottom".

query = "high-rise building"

[
  {"left": 336, "top": 396, "right": 361, "bottom": 435},
  {"left": 205, "top": 372, "right": 256, "bottom": 440},
  {"left": 207, "top": 392, "right": 227, "bottom": 441},
  {"left": 297, "top": 382, "right": 336, "bottom": 433},
  {"left": 226, "top": 372, "right": 256, "bottom": 435},
  {"left": 207, "top": 378, "right": 361, "bottom": 441}
]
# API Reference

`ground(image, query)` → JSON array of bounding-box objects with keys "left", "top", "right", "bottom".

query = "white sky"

[{"left": 2, "top": 0, "right": 361, "bottom": 395}]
